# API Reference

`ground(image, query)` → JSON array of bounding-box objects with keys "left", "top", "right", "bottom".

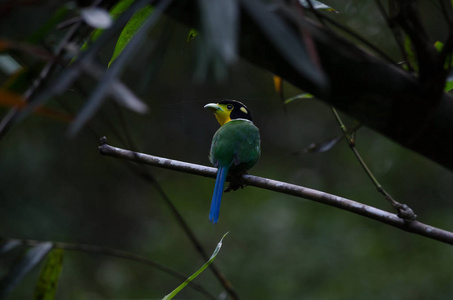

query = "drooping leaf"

[
  {"left": 198, "top": 0, "right": 239, "bottom": 65},
  {"left": 0, "top": 242, "right": 53, "bottom": 299},
  {"left": 241, "top": 0, "right": 327, "bottom": 93},
  {"left": 284, "top": 93, "right": 314, "bottom": 104},
  {"left": 76, "top": 0, "right": 136, "bottom": 59},
  {"left": 299, "top": 0, "right": 338, "bottom": 12},
  {"left": 33, "top": 249, "right": 64, "bottom": 300},
  {"left": 162, "top": 233, "right": 228, "bottom": 300},
  {"left": 0, "top": 240, "right": 21, "bottom": 256},
  {"left": 108, "top": 5, "right": 154, "bottom": 67}
]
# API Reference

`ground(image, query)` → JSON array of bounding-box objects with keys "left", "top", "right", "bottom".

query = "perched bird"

[{"left": 204, "top": 100, "right": 261, "bottom": 223}]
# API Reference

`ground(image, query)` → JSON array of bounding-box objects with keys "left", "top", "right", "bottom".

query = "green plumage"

[{"left": 209, "top": 119, "right": 261, "bottom": 172}]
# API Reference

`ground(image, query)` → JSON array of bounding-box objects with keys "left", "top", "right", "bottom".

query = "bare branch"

[{"left": 99, "top": 138, "right": 453, "bottom": 246}]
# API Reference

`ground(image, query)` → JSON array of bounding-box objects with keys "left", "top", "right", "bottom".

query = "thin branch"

[
  {"left": 99, "top": 138, "right": 453, "bottom": 246},
  {"left": 7, "top": 238, "right": 216, "bottom": 300},
  {"left": 330, "top": 107, "right": 417, "bottom": 220}
]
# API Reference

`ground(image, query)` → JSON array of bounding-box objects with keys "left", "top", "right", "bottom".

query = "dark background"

[{"left": 1, "top": 1, "right": 453, "bottom": 299}]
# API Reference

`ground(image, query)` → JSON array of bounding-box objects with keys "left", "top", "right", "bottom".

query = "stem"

[{"left": 330, "top": 107, "right": 416, "bottom": 220}]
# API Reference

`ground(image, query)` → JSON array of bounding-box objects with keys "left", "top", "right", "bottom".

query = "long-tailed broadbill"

[{"left": 204, "top": 100, "right": 261, "bottom": 223}]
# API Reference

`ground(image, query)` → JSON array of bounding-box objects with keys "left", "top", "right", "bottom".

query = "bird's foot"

[{"left": 224, "top": 172, "right": 247, "bottom": 193}]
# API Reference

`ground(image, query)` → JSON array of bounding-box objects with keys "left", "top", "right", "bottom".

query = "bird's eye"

[{"left": 227, "top": 104, "right": 233, "bottom": 110}]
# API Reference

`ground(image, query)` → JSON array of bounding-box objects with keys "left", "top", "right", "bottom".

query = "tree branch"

[{"left": 99, "top": 138, "right": 453, "bottom": 246}]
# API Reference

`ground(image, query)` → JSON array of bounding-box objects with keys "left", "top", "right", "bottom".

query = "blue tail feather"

[{"left": 209, "top": 166, "right": 229, "bottom": 223}]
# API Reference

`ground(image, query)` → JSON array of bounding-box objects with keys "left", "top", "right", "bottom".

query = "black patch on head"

[{"left": 219, "top": 99, "right": 253, "bottom": 121}]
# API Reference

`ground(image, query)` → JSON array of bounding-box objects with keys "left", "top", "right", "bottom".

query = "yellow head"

[{"left": 204, "top": 100, "right": 252, "bottom": 126}]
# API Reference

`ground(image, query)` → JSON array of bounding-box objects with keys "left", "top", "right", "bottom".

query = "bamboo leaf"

[
  {"left": 33, "top": 249, "right": 64, "bottom": 300},
  {"left": 162, "top": 233, "right": 229, "bottom": 300},
  {"left": 108, "top": 5, "right": 154, "bottom": 67},
  {"left": 0, "top": 242, "right": 53, "bottom": 299},
  {"left": 241, "top": 0, "right": 328, "bottom": 92},
  {"left": 0, "top": 240, "right": 21, "bottom": 256},
  {"left": 80, "top": 7, "right": 113, "bottom": 29},
  {"left": 284, "top": 93, "right": 313, "bottom": 104},
  {"left": 299, "top": 0, "right": 338, "bottom": 12}
]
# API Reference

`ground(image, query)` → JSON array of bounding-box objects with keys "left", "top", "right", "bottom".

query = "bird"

[{"left": 204, "top": 100, "right": 261, "bottom": 223}]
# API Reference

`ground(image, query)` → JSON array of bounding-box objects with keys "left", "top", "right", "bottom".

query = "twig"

[
  {"left": 7, "top": 238, "right": 216, "bottom": 300},
  {"left": 330, "top": 107, "right": 416, "bottom": 220},
  {"left": 98, "top": 138, "right": 453, "bottom": 246}
]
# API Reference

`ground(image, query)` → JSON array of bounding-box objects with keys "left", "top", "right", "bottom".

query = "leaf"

[
  {"left": 33, "top": 249, "right": 64, "bottom": 300},
  {"left": 186, "top": 28, "right": 198, "bottom": 43},
  {"left": 80, "top": 7, "right": 113, "bottom": 29},
  {"left": 303, "top": 134, "right": 342, "bottom": 153},
  {"left": 299, "top": 0, "right": 338, "bottom": 12},
  {"left": 0, "top": 242, "right": 53, "bottom": 299},
  {"left": 198, "top": 0, "right": 239, "bottom": 64},
  {"left": 241, "top": 0, "right": 328, "bottom": 92},
  {"left": 284, "top": 93, "right": 314, "bottom": 104},
  {"left": 77, "top": 0, "right": 136, "bottom": 58},
  {"left": 0, "top": 240, "right": 21, "bottom": 256},
  {"left": 108, "top": 5, "right": 154, "bottom": 67},
  {"left": 162, "top": 233, "right": 229, "bottom": 300},
  {"left": 404, "top": 36, "right": 418, "bottom": 72}
]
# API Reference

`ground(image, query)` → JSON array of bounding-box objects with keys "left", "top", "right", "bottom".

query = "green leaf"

[
  {"left": 0, "top": 242, "right": 53, "bottom": 299},
  {"left": 162, "top": 232, "right": 229, "bottom": 300},
  {"left": 186, "top": 28, "right": 198, "bottom": 43},
  {"left": 284, "top": 93, "right": 313, "bottom": 104},
  {"left": 444, "top": 80, "right": 453, "bottom": 92},
  {"left": 33, "top": 249, "right": 64, "bottom": 300},
  {"left": 77, "top": 0, "right": 136, "bottom": 59},
  {"left": 299, "top": 0, "right": 338, "bottom": 12},
  {"left": 108, "top": 5, "right": 154, "bottom": 67},
  {"left": 404, "top": 36, "right": 418, "bottom": 72}
]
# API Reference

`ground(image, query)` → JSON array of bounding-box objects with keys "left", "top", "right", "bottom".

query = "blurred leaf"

[
  {"left": 434, "top": 41, "right": 443, "bottom": 52},
  {"left": 198, "top": 0, "right": 239, "bottom": 65},
  {"left": 33, "top": 249, "right": 64, "bottom": 300},
  {"left": 241, "top": 0, "right": 327, "bottom": 92},
  {"left": 0, "top": 242, "right": 53, "bottom": 299},
  {"left": 284, "top": 93, "right": 313, "bottom": 104},
  {"left": 80, "top": 7, "right": 113, "bottom": 29},
  {"left": 0, "top": 240, "right": 21, "bottom": 256},
  {"left": 404, "top": 36, "right": 418, "bottom": 72},
  {"left": 77, "top": 0, "right": 136, "bottom": 58},
  {"left": 0, "top": 54, "right": 22, "bottom": 75},
  {"left": 303, "top": 134, "right": 342, "bottom": 153},
  {"left": 186, "top": 28, "right": 198, "bottom": 43},
  {"left": 108, "top": 5, "right": 154, "bottom": 67},
  {"left": 0, "top": 90, "right": 73, "bottom": 122},
  {"left": 27, "top": 5, "right": 70, "bottom": 44},
  {"left": 299, "top": 0, "right": 338, "bottom": 12},
  {"left": 445, "top": 80, "right": 453, "bottom": 92},
  {"left": 162, "top": 233, "right": 228, "bottom": 300},
  {"left": 273, "top": 75, "right": 283, "bottom": 94}
]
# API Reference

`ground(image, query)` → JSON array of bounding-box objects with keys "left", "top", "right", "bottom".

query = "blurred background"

[{"left": 1, "top": 1, "right": 453, "bottom": 299}]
